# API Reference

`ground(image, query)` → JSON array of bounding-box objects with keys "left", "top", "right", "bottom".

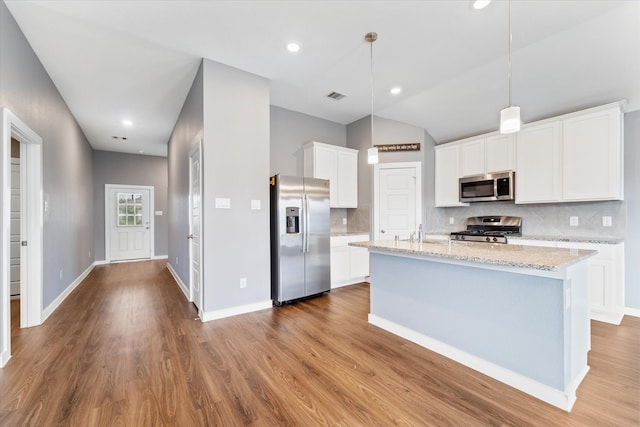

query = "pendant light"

[
  {"left": 500, "top": 0, "right": 521, "bottom": 134},
  {"left": 366, "top": 32, "right": 379, "bottom": 164}
]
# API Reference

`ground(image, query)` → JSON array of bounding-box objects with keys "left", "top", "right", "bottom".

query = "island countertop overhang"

[{"left": 349, "top": 239, "right": 596, "bottom": 272}]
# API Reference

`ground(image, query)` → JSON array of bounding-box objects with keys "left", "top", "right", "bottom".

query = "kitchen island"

[{"left": 350, "top": 239, "right": 596, "bottom": 411}]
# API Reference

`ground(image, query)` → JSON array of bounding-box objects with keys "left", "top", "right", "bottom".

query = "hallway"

[{"left": 0, "top": 260, "right": 638, "bottom": 426}]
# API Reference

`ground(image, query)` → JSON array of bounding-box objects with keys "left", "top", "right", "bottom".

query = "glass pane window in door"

[{"left": 117, "top": 192, "right": 143, "bottom": 227}]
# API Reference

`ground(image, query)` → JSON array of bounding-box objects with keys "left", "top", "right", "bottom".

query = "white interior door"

[
  {"left": 10, "top": 158, "right": 20, "bottom": 296},
  {"left": 189, "top": 144, "right": 203, "bottom": 312},
  {"left": 374, "top": 162, "right": 422, "bottom": 240},
  {"left": 106, "top": 186, "right": 153, "bottom": 262}
]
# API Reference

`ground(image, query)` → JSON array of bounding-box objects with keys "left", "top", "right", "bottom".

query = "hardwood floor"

[{"left": 1, "top": 260, "right": 638, "bottom": 426}]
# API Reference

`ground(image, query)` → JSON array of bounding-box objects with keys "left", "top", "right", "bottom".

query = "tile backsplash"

[{"left": 443, "top": 200, "right": 626, "bottom": 238}]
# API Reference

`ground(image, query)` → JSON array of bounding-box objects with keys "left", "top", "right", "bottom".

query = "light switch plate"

[
  {"left": 569, "top": 216, "right": 579, "bottom": 227},
  {"left": 602, "top": 216, "right": 612, "bottom": 227},
  {"left": 215, "top": 198, "right": 231, "bottom": 209},
  {"left": 449, "top": 217, "right": 455, "bottom": 225},
  {"left": 251, "top": 200, "right": 261, "bottom": 210},
  {"left": 155, "top": 210, "right": 163, "bottom": 216}
]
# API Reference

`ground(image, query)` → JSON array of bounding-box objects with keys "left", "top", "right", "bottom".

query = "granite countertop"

[
  {"left": 349, "top": 239, "right": 596, "bottom": 271},
  {"left": 426, "top": 233, "right": 623, "bottom": 245},
  {"left": 330, "top": 231, "right": 370, "bottom": 237},
  {"left": 510, "top": 235, "right": 624, "bottom": 245}
]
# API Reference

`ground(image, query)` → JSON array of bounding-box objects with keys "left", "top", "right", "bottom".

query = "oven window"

[{"left": 461, "top": 180, "right": 494, "bottom": 198}]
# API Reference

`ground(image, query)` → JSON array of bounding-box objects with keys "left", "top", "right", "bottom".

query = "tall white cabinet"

[{"left": 304, "top": 141, "right": 358, "bottom": 208}]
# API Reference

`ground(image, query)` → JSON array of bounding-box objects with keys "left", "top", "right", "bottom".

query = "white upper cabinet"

[
  {"left": 460, "top": 138, "right": 485, "bottom": 177},
  {"left": 562, "top": 107, "right": 623, "bottom": 201},
  {"left": 515, "top": 121, "right": 562, "bottom": 203},
  {"left": 515, "top": 102, "right": 623, "bottom": 204},
  {"left": 304, "top": 141, "right": 358, "bottom": 208},
  {"left": 485, "top": 134, "right": 515, "bottom": 173},
  {"left": 435, "top": 144, "right": 468, "bottom": 207}
]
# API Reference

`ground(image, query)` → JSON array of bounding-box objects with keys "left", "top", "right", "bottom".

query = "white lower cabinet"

[
  {"left": 512, "top": 238, "right": 625, "bottom": 325},
  {"left": 330, "top": 234, "right": 370, "bottom": 288}
]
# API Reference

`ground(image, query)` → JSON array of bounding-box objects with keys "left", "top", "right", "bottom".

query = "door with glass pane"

[{"left": 107, "top": 186, "right": 153, "bottom": 261}]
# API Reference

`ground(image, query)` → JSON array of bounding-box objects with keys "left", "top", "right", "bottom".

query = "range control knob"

[
  {"left": 485, "top": 237, "right": 491, "bottom": 242},
  {"left": 493, "top": 237, "right": 498, "bottom": 242}
]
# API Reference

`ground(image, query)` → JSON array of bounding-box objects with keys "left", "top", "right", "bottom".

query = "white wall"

[{"left": 624, "top": 110, "right": 640, "bottom": 310}]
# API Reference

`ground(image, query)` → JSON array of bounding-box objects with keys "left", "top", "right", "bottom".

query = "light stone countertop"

[
  {"left": 510, "top": 235, "right": 624, "bottom": 245},
  {"left": 349, "top": 239, "right": 597, "bottom": 271},
  {"left": 330, "top": 231, "right": 370, "bottom": 237}
]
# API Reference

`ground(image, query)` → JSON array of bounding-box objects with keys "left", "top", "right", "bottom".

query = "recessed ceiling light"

[
  {"left": 390, "top": 87, "right": 402, "bottom": 95},
  {"left": 138, "top": 150, "right": 144, "bottom": 154},
  {"left": 286, "top": 42, "right": 300, "bottom": 53},
  {"left": 122, "top": 119, "right": 133, "bottom": 127},
  {"left": 472, "top": 0, "right": 492, "bottom": 10}
]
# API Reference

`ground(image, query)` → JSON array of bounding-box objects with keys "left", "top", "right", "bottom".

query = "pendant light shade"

[
  {"left": 499, "top": 0, "right": 521, "bottom": 134},
  {"left": 500, "top": 105, "right": 521, "bottom": 134},
  {"left": 367, "top": 147, "right": 379, "bottom": 164},
  {"left": 366, "top": 31, "right": 378, "bottom": 164}
]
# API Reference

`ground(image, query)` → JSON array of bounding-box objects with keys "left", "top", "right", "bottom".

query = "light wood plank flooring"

[{"left": 1, "top": 260, "right": 638, "bottom": 426}]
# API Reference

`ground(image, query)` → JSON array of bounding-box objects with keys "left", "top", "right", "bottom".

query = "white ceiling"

[{"left": 5, "top": 0, "right": 640, "bottom": 157}]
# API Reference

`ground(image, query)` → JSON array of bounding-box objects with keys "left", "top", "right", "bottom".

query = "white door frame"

[
  {"left": 373, "top": 161, "right": 422, "bottom": 241},
  {"left": 188, "top": 139, "right": 203, "bottom": 314},
  {"left": 104, "top": 184, "right": 155, "bottom": 262},
  {"left": 1, "top": 109, "right": 44, "bottom": 367}
]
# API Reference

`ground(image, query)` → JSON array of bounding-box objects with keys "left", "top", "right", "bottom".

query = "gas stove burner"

[{"left": 450, "top": 216, "right": 522, "bottom": 244}]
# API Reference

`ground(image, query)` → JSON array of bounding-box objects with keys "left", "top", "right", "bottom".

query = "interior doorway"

[
  {"left": 373, "top": 162, "right": 422, "bottom": 241},
  {"left": 2, "top": 108, "right": 44, "bottom": 367},
  {"left": 188, "top": 140, "right": 203, "bottom": 314}
]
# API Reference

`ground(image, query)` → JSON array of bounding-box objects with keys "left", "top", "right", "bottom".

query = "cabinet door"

[
  {"left": 562, "top": 107, "right": 622, "bottom": 201},
  {"left": 349, "top": 246, "right": 370, "bottom": 279},
  {"left": 486, "top": 134, "right": 514, "bottom": 173},
  {"left": 313, "top": 145, "right": 338, "bottom": 207},
  {"left": 330, "top": 245, "right": 350, "bottom": 285},
  {"left": 337, "top": 150, "right": 358, "bottom": 208},
  {"left": 515, "top": 121, "right": 562, "bottom": 203},
  {"left": 435, "top": 144, "right": 466, "bottom": 207},
  {"left": 460, "top": 139, "right": 485, "bottom": 177}
]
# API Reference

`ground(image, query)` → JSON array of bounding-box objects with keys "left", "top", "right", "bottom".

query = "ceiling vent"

[{"left": 326, "top": 91, "right": 346, "bottom": 100}]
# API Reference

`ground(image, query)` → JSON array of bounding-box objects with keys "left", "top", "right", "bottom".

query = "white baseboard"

[
  {"left": 166, "top": 262, "right": 189, "bottom": 300},
  {"left": 624, "top": 307, "right": 640, "bottom": 318},
  {"left": 0, "top": 350, "right": 10, "bottom": 368},
  {"left": 590, "top": 310, "right": 624, "bottom": 325},
  {"left": 42, "top": 263, "right": 95, "bottom": 322},
  {"left": 201, "top": 300, "right": 272, "bottom": 322},
  {"left": 94, "top": 260, "right": 109, "bottom": 266},
  {"left": 368, "top": 313, "right": 585, "bottom": 412},
  {"left": 152, "top": 255, "right": 168, "bottom": 260}
]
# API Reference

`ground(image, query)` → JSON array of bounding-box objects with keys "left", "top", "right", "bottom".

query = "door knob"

[
  {"left": 187, "top": 234, "right": 194, "bottom": 239},
  {"left": 381, "top": 229, "right": 385, "bottom": 233}
]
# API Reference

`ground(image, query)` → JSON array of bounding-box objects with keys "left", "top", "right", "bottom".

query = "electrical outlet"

[
  {"left": 59, "top": 269, "right": 63, "bottom": 280},
  {"left": 240, "top": 278, "right": 247, "bottom": 288},
  {"left": 176, "top": 257, "right": 179, "bottom": 265},
  {"left": 569, "top": 216, "right": 579, "bottom": 227},
  {"left": 602, "top": 216, "right": 612, "bottom": 227},
  {"left": 88, "top": 250, "right": 91, "bottom": 259},
  {"left": 342, "top": 218, "right": 347, "bottom": 225},
  {"left": 449, "top": 217, "right": 455, "bottom": 225}
]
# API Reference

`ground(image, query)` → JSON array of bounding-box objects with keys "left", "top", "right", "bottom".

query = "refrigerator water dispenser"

[{"left": 286, "top": 207, "right": 299, "bottom": 233}]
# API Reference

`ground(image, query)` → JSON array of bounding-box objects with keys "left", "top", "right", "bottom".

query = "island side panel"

[{"left": 368, "top": 252, "right": 568, "bottom": 390}]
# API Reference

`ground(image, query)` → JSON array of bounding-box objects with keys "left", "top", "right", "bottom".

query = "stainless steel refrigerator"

[{"left": 270, "top": 174, "right": 330, "bottom": 305}]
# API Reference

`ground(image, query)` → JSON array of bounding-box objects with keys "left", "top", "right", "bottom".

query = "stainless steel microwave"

[{"left": 459, "top": 171, "right": 515, "bottom": 202}]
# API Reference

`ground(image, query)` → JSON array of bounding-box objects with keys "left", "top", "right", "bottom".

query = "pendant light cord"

[
  {"left": 508, "top": 0, "right": 512, "bottom": 107},
  {"left": 368, "top": 33, "right": 376, "bottom": 147}
]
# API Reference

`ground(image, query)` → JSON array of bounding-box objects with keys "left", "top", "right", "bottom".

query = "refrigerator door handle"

[{"left": 304, "top": 193, "right": 310, "bottom": 253}]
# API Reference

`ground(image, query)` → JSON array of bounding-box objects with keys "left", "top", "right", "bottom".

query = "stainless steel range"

[{"left": 450, "top": 216, "right": 522, "bottom": 244}]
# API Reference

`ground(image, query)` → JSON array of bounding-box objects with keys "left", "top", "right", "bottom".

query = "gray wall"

[
  {"left": 92, "top": 150, "right": 168, "bottom": 261},
  {"left": 624, "top": 111, "right": 640, "bottom": 310},
  {"left": 167, "top": 59, "right": 270, "bottom": 313},
  {"left": 0, "top": 0, "right": 94, "bottom": 315},
  {"left": 346, "top": 115, "right": 443, "bottom": 233},
  {"left": 167, "top": 62, "right": 204, "bottom": 287},
  {"left": 270, "top": 106, "right": 346, "bottom": 176},
  {"left": 201, "top": 59, "right": 270, "bottom": 311}
]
